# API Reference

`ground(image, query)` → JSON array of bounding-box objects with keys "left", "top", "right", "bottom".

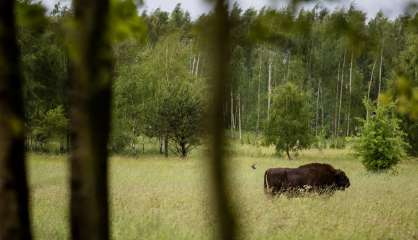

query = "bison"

[{"left": 264, "top": 163, "right": 350, "bottom": 195}]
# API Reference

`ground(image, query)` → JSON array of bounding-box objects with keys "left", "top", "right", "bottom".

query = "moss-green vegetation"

[{"left": 28, "top": 147, "right": 418, "bottom": 240}]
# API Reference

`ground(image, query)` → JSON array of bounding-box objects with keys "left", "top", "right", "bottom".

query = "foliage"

[
  {"left": 264, "top": 82, "right": 313, "bottom": 159},
  {"left": 146, "top": 85, "right": 203, "bottom": 158},
  {"left": 16, "top": 1, "right": 418, "bottom": 154},
  {"left": 400, "top": 116, "right": 418, "bottom": 156},
  {"left": 353, "top": 100, "right": 408, "bottom": 171},
  {"left": 386, "top": 75, "right": 418, "bottom": 156},
  {"left": 110, "top": 0, "right": 147, "bottom": 43},
  {"left": 31, "top": 105, "right": 68, "bottom": 151}
]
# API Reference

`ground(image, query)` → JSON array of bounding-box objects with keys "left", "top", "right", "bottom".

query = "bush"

[{"left": 354, "top": 101, "right": 408, "bottom": 171}]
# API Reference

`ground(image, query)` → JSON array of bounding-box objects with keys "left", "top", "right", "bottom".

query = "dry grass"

[{"left": 28, "top": 146, "right": 418, "bottom": 239}]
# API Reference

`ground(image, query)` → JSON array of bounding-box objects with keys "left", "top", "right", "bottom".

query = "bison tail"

[{"left": 264, "top": 170, "right": 269, "bottom": 193}]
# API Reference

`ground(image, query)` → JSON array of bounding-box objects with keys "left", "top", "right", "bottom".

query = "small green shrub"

[{"left": 354, "top": 101, "right": 408, "bottom": 171}]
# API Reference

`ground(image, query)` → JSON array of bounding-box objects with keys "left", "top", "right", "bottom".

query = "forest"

[
  {"left": 1, "top": 0, "right": 418, "bottom": 239},
  {"left": 19, "top": 1, "right": 418, "bottom": 157}
]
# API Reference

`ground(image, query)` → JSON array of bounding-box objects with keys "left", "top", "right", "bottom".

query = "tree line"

[{"left": 16, "top": 1, "right": 418, "bottom": 157}]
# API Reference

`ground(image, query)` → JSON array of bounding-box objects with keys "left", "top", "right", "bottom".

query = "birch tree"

[
  {"left": 347, "top": 52, "right": 353, "bottom": 136},
  {"left": 267, "top": 53, "right": 272, "bottom": 120},
  {"left": 256, "top": 49, "right": 262, "bottom": 136},
  {"left": 337, "top": 51, "right": 346, "bottom": 136}
]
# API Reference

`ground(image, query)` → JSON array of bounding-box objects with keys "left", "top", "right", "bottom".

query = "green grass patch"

[{"left": 28, "top": 147, "right": 418, "bottom": 239}]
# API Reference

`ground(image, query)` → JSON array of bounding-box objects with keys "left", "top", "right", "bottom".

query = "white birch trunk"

[
  {"left": 191, "top": 55, "right": 196, "bottom": 74},
  {"left": 256, "top": 53, "right": 261, "bottom": 136},
  {"left": 286, "top": 51, "right": 291, "bottom": 81},
  {"left": 230, "top": 90, "right": 235, "bottom": 133},
  {"left": 315, "top": 80, "right": 320, "bottom": 136},
  {"left": 367, "top": 60, "right": 377, "bottom": 121},
  {"left": 334, "top": 61, "right": 340, "bottom": 138},
  {"left": 238, "top": 94, "right": 242, "bottom": 141},
  {"left": 347, "top": 52, "right": 353, "bottom": 136},
  {"left": 267, "top": 56, "right": 272, "bottom": 120},
  {"left": 165, "top": 46, "right": 169, "bottom": 82},
  {"left": 378, "top": 46, "right": 384, "bottom": 99},
  {"left": 195, "top": 53, "right": 200, "bottom": 77},
  {"left": 337, "top": 51, "right": 346, "bottom": 137}
]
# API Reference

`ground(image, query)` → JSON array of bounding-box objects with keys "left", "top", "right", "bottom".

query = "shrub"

[{"left": 354, "top": 101, "right": 408, "bottom": 171}]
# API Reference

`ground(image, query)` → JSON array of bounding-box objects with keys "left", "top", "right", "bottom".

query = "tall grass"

[{"left": 28, "top": 146, "right": 418, "bottom": 239}]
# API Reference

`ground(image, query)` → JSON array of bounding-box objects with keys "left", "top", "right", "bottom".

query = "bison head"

[{"left": 335, "top": 170, "right": 350, "bottom": 190}]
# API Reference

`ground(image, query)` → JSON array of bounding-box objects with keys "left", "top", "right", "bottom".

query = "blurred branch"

[
  {"left": 68, "top": 0, "right": 113, "bottom": 239},
  {"left": 206, "top": 0, "right": 237, "bottom": 239},
  {"left": 0, "top": 0, "right": 32, "bottom": 239}
]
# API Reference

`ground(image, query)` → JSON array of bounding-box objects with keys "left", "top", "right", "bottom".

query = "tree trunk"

[
  {"left": 195, "top": 53, "right": 200, "bottom": 77},
  {"left": 69, "top": 0, "right": 112, "bottom": 239},
  {"left": 286, "top": 51, "right": 291, "bottom": 81},
  {"left": 337, "top": 51, "right": 346, "bottom": 137},
  {"left": 165, "top": 45, "right": 169, "bottom": 82},
  {"left": 0, "top": 1, "right": 32, "bottom": 239},
  {"left": 66, "top": 127, "right": 71, "bottom": 153},
  {"left": 320, "top": 86, "right": 325, "bottom": 132},
  {"left": 315, "top": 80, "right": 320, "bottom": 136},
  {"left": 238, "top": 93, "right": 242, "bottom": 141},
  {"left": 367, "top": 60, "right": 377, "bottom": 121},
  {"left": 347, "top": 52, "right": 353, "bottom": 136},
  {"left": 230, "top": 90, "right": 235, "bottom": 134},
  {"left": 191, "top": 55, "right": 196, "bottom": 74},
  {"left": 159, "top": 136, "right": 163, "bottom": 154},
  {"left": 164, "top": 135, "right": 168, "bottom": 158},
  {"left": 286, "top": 146, "right": 292, "bottom": 160},
  {"left": 334, "top": 61, "right": 340, "bottom": 139},
  {"left": 181, "top": 143, "right": 187, "bottom": 158},
  {"left": 378, "top": 46, "right": 384, "bottom": 99},
  {"left": 267, "top": 56, "right": 272, "bottom": 121},
  {"left": 207, "top": 1, "right": 237, "bottom": 239},
  {"left": 256, "top": 51, "right": 261, "bottom": 136}
]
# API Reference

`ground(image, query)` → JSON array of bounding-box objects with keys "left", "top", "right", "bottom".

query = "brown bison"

[{"left": 264, "top": 163, "right": 350, "bottom": 195}]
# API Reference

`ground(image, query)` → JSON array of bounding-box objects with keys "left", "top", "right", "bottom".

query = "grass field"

[{"left": 28, "top": 146, "right": 418, "bottom": 240}]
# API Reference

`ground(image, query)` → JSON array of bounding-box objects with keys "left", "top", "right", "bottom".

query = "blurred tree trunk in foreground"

[
  {"left": 207, "top": 0, "right": 237, "bottom": 239},
  {"left": 0, "top": 1, "right": 32, "bottom": 239},
  {"left": 69, "top": 0, "right": 113, "bottom": 239}
]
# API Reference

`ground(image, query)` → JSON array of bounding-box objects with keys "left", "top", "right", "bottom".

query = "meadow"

[{"left": 28, "top": 146, "right": 418, "bottom": 240}]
